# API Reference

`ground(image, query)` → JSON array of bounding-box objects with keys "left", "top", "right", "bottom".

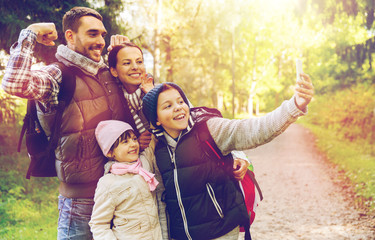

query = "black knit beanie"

[{"left": 142, "top": 82, "right": 189, "bottom": 129}]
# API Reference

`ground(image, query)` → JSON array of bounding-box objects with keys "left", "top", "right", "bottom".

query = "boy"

[{"left": 141, "top": 75, "right": 313, "bottom": 239}]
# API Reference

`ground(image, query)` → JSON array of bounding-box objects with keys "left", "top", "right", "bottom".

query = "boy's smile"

[{"left": 156, "top": 88, "right": 190, "bottom": 138}]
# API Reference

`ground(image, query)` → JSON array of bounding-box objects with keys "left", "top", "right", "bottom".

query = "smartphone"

[{"left": 296, "top": 59, "right": 303, "bottom": 82}]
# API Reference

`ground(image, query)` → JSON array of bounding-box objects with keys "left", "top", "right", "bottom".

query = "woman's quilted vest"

[
  {"left": 154, "top": 115, "right": 249, "bottom": 240},
  {"left": 38, "top": 66, "right": 136, "bottom": 198}
]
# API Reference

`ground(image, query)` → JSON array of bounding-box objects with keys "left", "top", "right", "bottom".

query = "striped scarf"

[{"left": 123, "top": 88, "right": 150, "bottom": 133}]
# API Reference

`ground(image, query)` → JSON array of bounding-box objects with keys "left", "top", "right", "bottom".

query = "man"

[{"left": 2, "top": 7, "right": 140, "bottom": 239}]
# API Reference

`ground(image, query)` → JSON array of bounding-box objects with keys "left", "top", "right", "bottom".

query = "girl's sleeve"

[
  {"left": 207, "top": 97, "right": 306, "bottom": 156},
  {"left": 89, "top": 178, "right": 117, "bottom": 240}
]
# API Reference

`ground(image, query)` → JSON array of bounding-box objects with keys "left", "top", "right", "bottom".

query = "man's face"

[{"left": 70, "top": 16, "right": 107, "bottom": 62}]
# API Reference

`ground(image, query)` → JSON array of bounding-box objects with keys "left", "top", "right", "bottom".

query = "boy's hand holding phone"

[{"left": 294, "top": 59, "right": 314, "bottom": 111}]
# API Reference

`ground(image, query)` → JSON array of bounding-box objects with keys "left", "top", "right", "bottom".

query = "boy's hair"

[
  {"left": 107, "top": 130, "right": 136, "bottom": 159},
  {"left": 62, "top": 7, "right": 103, "bottom": 33},
  {"left": 108, "top": 43, "right": 144, "bottom": 69},
  {"left": 142, "top": 82, "right": 190, "bottom": 129}
]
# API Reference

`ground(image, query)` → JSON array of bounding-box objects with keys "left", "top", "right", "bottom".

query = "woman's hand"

[
  {"left": 140, "top": 74, "right": 154, "bottom": 93},
  {"left": 107, "top": 35, "right": 130, "bottom": 52},
  {"left": 138, "top": 130, "right": 152, "bottom": 151},
  {"left": 295, "top": 73, "right": 314, "bottom": 111}
]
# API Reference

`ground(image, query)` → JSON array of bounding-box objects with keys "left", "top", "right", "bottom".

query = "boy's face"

[
  {"left": 156, "top": 88, "right": 190, "bottom": 138},
  {"left": 69, "top": 16, "right": 107, "bottom": 62},
  {"left": 108, "top": 131, "right": 139, "bottom": 163}
]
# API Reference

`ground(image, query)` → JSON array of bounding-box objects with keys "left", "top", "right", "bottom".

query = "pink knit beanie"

[{"left": 95, "top": 120, "right": 135, "bottom": 156}]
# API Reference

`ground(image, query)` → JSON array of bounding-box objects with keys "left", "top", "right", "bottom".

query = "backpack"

[
  {"left": 17, "top": 62, "right": 76, "bottom": 179},
  {"left": 193, "top": 107, "right": 263, "bottom": 240}
]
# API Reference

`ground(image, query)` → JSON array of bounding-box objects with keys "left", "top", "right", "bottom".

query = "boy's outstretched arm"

[{"left": 207, "top": 73, "right": 314, "bottom": 156}]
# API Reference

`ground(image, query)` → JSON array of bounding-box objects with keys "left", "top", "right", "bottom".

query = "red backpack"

[{"left": 193, "top": 107, "right": 263, "bottom": 239}]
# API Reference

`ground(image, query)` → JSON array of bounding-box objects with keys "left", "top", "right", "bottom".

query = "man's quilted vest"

[
  {"left": 154, "top": 110, "right": 249, "bottom": 240},
  {"left": 38, "top": 66, "right": 136, "bottom": 198}
]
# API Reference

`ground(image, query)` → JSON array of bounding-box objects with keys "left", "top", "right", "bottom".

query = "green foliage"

[
  {"left": 0, "top": 90, "right": 26, "bottom": 125},
  {"left": 0, "top": 0, "right": 90, "bottom": 64},
  {"left": 305, "top": 83, "right": 375, "bottom": 144}
]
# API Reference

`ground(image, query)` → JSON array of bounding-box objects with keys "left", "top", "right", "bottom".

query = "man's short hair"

[{"left": 62, "top": 6, "right": 103, "bottom": 33}]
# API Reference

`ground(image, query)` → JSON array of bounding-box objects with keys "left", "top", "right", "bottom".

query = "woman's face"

[{"left": 110, "top": 47, "right": 146, "bottom": 93}]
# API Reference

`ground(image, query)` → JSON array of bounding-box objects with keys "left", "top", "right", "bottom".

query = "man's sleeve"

[{"left": 1, "top": 29, "right": 61, "bottom": 107}]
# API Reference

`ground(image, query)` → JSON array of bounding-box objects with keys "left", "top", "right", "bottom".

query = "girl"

[
  {"left": 89, "top": 120, "right": 163, "bottom": 240},
  {"left": 141, "top": 74, "right": 314, "bottom": 239}
]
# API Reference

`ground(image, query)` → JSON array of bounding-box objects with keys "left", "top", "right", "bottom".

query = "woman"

[{"left": 108, "top": 42, "right": 154, "bottom": 150}]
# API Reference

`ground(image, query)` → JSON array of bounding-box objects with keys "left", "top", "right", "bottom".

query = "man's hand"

[
  {"left": 107, "top": 35, "right": 130, "bottom": 52},
  {"left": 233, "top": 158, "right": 250, "bottom": 181},
  {"left": 138, "top": 130, "right": 152, "bottom": 151},
  {"left": 27, "top": 23, "right": 58, "bottom": 46},
  {"left": 295, "top": 73, "right": 314, "bottom": 111}
]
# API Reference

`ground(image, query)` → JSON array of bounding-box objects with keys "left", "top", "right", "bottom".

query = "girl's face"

[
  {"left": 156, "top": 88, "right": 190, "bottom": 138},
  {"left": 108, "top": 131, "right": 139, "bottom": 163},
  {"left": 110, "top": 47, "right": 146, "bottom": 93}
]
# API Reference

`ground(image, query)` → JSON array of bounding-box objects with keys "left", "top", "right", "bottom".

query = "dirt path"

[{"left": 241, "top": 124, "right": 375, "bottom": 240}]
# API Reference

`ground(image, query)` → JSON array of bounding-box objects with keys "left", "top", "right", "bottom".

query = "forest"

[{"left": 0, "top": 0, "right": 374, "bottom": 238}]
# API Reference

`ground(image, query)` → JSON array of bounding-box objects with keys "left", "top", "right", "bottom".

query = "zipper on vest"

[
  {"left": 206, "top": 183, "right": 224, "bottom": 218},
  {"left": 167, "top": 147, "right": 192, "bottom": 240}
]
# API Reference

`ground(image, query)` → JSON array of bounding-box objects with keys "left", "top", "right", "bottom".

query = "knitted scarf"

[
  {"left": 110, "top": 159, "right": 159, "bottom": 191},
  {"left": 55, "top": 45, "right": 107, "bottom": 76},
  {"left": 123, "top": 87, "right": 149, "bottom": 133}
]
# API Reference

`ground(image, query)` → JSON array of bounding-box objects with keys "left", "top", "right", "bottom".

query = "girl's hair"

[
  {"left": 108, "top": 42, "right": 144, "bottom": 69},
  {"left": 108, "top": 130, "right": 137, "bottom": 156}
]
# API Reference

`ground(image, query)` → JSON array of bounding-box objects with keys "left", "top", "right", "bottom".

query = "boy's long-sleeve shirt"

[{"left": 207, "top": 97, "right": 305, "bottom": 156}]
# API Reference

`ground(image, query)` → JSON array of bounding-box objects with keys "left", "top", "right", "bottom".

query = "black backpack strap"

[
  {"left": 47, "top": 62, "right": 76, "bottom": 151},
  {"left": 246, "top": 169, "right": 264, "bottom": 201},
  {"left": 17, "top": 100, "right": 35, "bottom": 152}
]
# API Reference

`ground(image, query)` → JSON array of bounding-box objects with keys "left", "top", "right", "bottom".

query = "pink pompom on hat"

[{"left": 95, "top": 120, "right": 134, "bottom": 156}]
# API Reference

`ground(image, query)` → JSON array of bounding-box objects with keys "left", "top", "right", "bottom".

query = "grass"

[
  {"left": 298, "top": 119, "right": 375, "bottom": 213},
  {"left": 0, "top": 198, "right": 58, "bottom": 240},
  {"left": 0, "top": 150, "right": 59, "bottom": 240}
]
